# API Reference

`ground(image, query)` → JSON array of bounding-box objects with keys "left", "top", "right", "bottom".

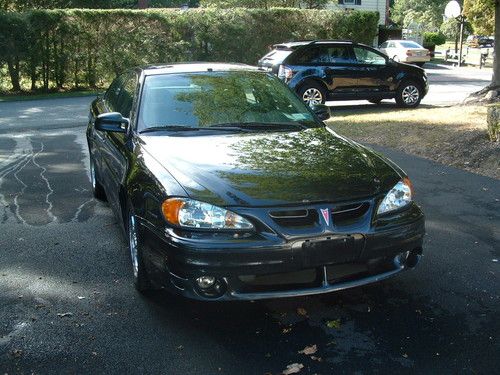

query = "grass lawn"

[{"left": 327, "top": 104, "right": 500, "bottom": 180}]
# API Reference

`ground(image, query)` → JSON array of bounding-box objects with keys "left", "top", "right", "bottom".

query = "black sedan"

[{"left": 87, "top": 63, "right": 425, "bottom": 301}]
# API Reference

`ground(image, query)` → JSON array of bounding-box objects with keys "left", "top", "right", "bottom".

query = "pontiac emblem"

[{"left": 320, "top": 208, "right": 330, "bottom": 226}]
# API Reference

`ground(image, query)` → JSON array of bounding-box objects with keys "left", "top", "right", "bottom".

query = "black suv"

[{"left": 258, "top": 40, "right": 429, "bottom": 108}]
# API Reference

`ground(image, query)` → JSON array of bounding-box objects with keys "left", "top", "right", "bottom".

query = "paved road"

[{"left": 0, "top": 99, "right": 499, "bottom": 374}]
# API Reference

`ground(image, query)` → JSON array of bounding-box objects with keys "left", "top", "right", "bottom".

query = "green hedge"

[{"left": 0, "top": 8, "right": 379, "bottom": 92}]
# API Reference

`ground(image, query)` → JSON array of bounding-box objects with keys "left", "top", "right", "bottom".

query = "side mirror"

[
  {"left": 95, "top": 112, "right": 129, "bottom": 133},
  {"left": 311, "top": 104, "right": 331, "bottom": 121}
]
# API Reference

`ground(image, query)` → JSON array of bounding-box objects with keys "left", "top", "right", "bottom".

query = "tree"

[
  {"left": 464, "top": 0, "right": 499, "bottom": 99},
  {"left": 391, "top": 0, "right": 448, "bottom": 30},
  {"left": 464, "top": 0, "right": 494, "bottom": 35}
]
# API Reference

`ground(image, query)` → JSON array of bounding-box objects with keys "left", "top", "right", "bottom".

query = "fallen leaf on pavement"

[
  {"left": 297, "top": 308, "right": 307, "bottom": 317},
  {"left": 326, "top": 319, "right": 341, "bottom": 329},
  {"left": 310, "top": 356, "right": 322, "bottom": 362},
  {"left": 298, "top": 345, "right": 317, "bottom": 355},
  {"left": 10, "top": 349, "right": 23, "bottom": 358},
  {"left": 282, "top": 363, "right": 304, "bottom": 374}
]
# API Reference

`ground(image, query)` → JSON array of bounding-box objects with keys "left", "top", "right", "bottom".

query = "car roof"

[
  {"left": 272, "top": 40, "right": 359, "bottom": 50},
  {"left": 141, "top": 62, "right": 262, "bottom": 76}
]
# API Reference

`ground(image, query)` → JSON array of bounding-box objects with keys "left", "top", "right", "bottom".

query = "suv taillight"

[{"left": 278, "top": 65, "right": 293, "bottom": 81}]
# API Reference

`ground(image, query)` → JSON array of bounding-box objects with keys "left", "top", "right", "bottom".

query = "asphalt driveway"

[{"left": 0, "top": 97, "right": 498, "bottom": 374}]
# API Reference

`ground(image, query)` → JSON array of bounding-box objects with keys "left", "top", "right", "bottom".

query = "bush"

[
  {"left": 423, "top": 31, "right": 446, "bottom": 48},
  {"left": 0, "top": 8, "right": 379, "bottom": 92}
]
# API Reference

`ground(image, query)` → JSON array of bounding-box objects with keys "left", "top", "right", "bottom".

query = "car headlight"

[
  {"left": 161, "top": 198, "right": 254, "bottom": 230},
  {"left": 377, "top": 178, "right": 413, "bottom": 215}
]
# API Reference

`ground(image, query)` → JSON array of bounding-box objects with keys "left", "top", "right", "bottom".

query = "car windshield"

[
  {"left": 399, "top": 41, "right": 422, "bottom": 48},
  {"left": 138, "top": 71, "right": 317, "bottom": 131}
]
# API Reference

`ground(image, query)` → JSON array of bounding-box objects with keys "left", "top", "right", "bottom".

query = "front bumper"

[{"left": 140, "top": 202, "right": 425, "bottom": 301}]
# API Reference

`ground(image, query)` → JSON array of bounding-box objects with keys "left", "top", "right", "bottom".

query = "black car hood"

[{"left": 140, "top": 127, "right": 402, "bottom": 207}]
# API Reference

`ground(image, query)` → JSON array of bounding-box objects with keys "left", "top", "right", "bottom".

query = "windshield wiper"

[
  {"left": 209, "top": 122, "right": 311, "bottom": 131},
  {"left": 139, "top": 125, "right": 201, "bottom": 133}
]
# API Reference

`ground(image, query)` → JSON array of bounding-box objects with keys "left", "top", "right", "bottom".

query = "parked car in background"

[
  {"left": 258, "top": 40, "right": 428, "bottom": 108},
  {"left": 378, "top": 40, "right": 431, "bottom": 66},
  {"left": 467, "top": 35, "right": 495, "bottom": 48},
  {"left": 87, "top": 63, "right": 425, "bottom": 300}
]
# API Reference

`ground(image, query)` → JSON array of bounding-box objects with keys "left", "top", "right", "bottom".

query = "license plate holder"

[{"left": 301, "top": 236, "right": 360, "bottom": 267}]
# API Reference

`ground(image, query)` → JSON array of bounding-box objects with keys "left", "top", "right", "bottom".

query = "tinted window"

[
  {"left": 353, "top": 47, "right": 386, "bottom": 65},
  {"left": 104, "top": 76, "right": 123, "bottom": 111},
  {"left": 261, "top": 49, "right": 294, "bottom": 63},
  {"left": 289, "top": 45, "right": 354, "bottom": 64},
  {"left": 115, "top": 73, "right": 138, "bottom": 117},
  {"left": 139, "top": 71, "right": 316, "bottom": 130}
]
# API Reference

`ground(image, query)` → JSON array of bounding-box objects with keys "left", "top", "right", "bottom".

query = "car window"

[
  {"left": 399, "top": 41, "right": 423, "bottom": 48},
  {"left": 115, "top": 72, "right": 138, "bottom": 118},
  {"left": 104, "top": 76, "right": 124, "bottom": 111},
  {"left": 138, "top": 71, "right": 317, "bottom": 130},
  {"left": 352, "top": 47, "right": 386, "bottom": 65},
  {"left": 387, "top": 41, "right": 395, "bottom": 48},
  {"left": 379, "top": 42, "right": 388, "bottom": 48},
  {"left": 261, "top": 49, "right": 294, "bottom": 63},
  {"left": 290, "top": 45, "right": 354, "bottom": 65}
]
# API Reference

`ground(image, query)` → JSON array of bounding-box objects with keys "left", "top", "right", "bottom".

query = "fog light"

[{"left": 196, "top": 276, "right": 216, "bottom": 289}]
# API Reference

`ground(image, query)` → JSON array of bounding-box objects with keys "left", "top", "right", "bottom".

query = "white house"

[{"left": 326, "top": 0, "right": 389, "bottom": 26}]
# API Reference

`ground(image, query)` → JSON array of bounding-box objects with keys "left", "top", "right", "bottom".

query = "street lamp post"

[
  {"left": 445, "top": 1, "right": 465, "bottom": 67},
  {"left": 457, "top": 14, "right": 466, "bottom": 67}
]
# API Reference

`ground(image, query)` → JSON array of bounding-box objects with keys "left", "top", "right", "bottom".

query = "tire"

[
  {"left": 395, "top": 80, "right": 422, "bottom": 108},
  {"left": 127, "top": 209, "right": 152, "bottom": 292},
  {"left": 90, "top": 156, "right": 106, "bottom": 201},
  {"left": 369, "top": 99, "right": 382, "bottom": 105},
  {"left": 297, "top": 81, "right": 327, "bottom": 106}
]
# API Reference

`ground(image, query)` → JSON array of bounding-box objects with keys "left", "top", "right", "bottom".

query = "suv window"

[
  {"left": 289, "top": 45, "right": 354, "bottom": 65},
  {"left": 352, "top": 47, "right": 386, "bottom": 65}
]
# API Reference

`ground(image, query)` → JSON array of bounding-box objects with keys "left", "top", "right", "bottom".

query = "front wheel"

[
  {"left": 127, "top": 210, "right": 152, "bottom": 292},
  {"left": 395, "top": 81, "right": 422, "bottom": 108},
  {"left": 297, "top": 82, "right": 327, "bottom": 106}
]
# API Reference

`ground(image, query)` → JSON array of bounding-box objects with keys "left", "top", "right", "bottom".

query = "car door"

[
  {"left": 351, "top": 45, "right": 393, "bottom": 97},
  {"left": 286, "top": 44, "right": 360, "bottom": 99},
  {"left": 98, "top": 71, "right": 138, "bottom": 213}
]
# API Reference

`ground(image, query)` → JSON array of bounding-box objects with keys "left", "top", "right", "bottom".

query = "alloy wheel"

[
  {"left": 401, "top": 85, "right": 419, "bottom": 105},
  {"left": 302, "top": 88, "right": 323, "bottom": 106}
]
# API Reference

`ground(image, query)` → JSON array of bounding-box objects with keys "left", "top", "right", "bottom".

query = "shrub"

[
  {"left": 0, "top": 8, "right": 379, "bottom": 92},
  {"left": 423, "top": 31, "right": 446, "bottom": 48}
]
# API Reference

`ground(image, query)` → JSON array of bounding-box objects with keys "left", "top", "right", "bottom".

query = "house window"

[{"left": 338, "top": 0, "right": 362, "bottom": 5}]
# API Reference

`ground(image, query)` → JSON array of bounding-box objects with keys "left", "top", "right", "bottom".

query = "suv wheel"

[
  {"left": 298, "top": 82, "right": 326, "bottom": 106},
  {"left": 396, "top": 81, "right": 422, "bottom": 108}
]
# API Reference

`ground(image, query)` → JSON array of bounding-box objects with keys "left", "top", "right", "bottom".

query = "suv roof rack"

[{"left": 308, "top": 39, "right": 356, "bottom": 44}]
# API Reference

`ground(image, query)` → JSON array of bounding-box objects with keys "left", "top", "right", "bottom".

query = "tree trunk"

[
  {"left": 7, "top": 58, "right": 21, "bottom": 92},
  {"left": 138, "top": 0, "right": 149, "bottom": 9},
  {"left": 492, "top": 0, "right": 500, "bottom": 87}
]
